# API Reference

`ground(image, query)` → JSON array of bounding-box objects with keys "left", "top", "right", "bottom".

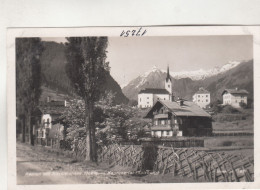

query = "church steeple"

[
  {"left": 166, "top": 65, "right": 171, "bottom": 82},
  {"left": 165, "top": 65, "right": 172, "bottom": 97}
]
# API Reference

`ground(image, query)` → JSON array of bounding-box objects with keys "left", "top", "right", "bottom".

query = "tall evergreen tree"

[
  {"left": 16, "top": 38, "right": 43, "bottom": 145},
  {"left": 65, "top": 37, "right": 109, "bottom": 161}
]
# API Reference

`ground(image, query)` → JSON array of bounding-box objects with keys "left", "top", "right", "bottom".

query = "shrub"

[
  {"left": 222, "top": 105, "right": 240, "bottom": 114},
  {"left": 239, "top": 102, "right": 247, "bottom": 109}
]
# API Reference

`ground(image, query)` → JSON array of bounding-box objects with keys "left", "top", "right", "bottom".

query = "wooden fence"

[
  {"left": 213, "top": 131, "right": 253, "bottom": 136},
  {"left": 35, "top": 138, "right": 61, "bottom": 149},
  {"left": 98, "top": 144, "right": 254, "bottom": 182},
  {"left": 140, "top": 138, "right": 204, "bottom": 147}
]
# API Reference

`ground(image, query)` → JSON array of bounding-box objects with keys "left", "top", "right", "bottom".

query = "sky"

[{"left": 42, "top": 35, "right": 253, "bottom": 86}]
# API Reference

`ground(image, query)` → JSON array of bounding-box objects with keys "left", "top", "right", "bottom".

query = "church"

[{"left": 138, "top": 66, "right": 172, "bottom": 108}]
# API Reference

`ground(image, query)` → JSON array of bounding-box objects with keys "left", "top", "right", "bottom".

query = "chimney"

[{"left": 47, "top": 96, "right": 50, "bottom": 103}]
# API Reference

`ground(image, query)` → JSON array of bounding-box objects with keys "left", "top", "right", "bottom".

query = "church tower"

[{"left": 165, "top": 65, "right": 172, "bottom": 96}]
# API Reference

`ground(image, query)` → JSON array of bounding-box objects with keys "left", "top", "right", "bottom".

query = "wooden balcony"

[
  {"left": 154, "top": 113, "right": 169, "bottom": 119},
  {"left": 151, "top": 124, "right": 179, "bottom": 131}
]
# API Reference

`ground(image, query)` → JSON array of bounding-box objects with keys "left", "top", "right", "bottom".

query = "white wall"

[
  {"left": 138, "top": 93, "right": 153, "bottom": 108},
  {"left": 42, "top": 114, "right": 52, "bottom": 129},
  {"left": 193, "top": 93, "right": 210, "bottom": 108},
  {"left": 154, "top": 94, "right": 170, "bottom": 102},
  {"left": 165, "top": 80, "right": 172, "bottom": 94}
]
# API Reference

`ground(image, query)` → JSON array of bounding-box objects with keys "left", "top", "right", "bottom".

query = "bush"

[
  {"left": 222, "top": 105, "right": 240, "bottom": 114},
  {"left": 209, "top": 100, "right": 222, "bottom": 114},
  {"left": 239, "top": 102, "right": 247, "bottom": 109}
]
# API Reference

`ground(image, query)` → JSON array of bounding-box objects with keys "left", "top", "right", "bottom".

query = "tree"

[
  {"left": 16, "top": 38, "right": 43, "bottom": 145},
  {"left": 65, "top": 37, "right": 109, "bottom": 161}
]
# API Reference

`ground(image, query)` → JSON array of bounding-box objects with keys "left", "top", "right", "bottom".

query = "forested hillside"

[{"left": 40, "top": 41, "right": 129, "bottom": 104}]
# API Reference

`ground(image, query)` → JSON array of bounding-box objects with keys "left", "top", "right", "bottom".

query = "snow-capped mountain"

[
  {"left": 163, "top": 61, "right": 241, "bottom": 81},
  {"left": 122, "top": 60, "right": 253, "bottom": 102}
]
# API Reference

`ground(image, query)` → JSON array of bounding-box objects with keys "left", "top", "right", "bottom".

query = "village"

[{"left": 15, "top": 37, "right": 254, "bottom": 184}]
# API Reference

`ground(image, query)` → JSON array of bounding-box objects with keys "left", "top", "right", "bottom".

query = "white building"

[
  {"left": 222, "top": 88, "right": 249, "bottom": 108},
  {"left": 192, "top": 87, "right": 210, "bottom": 108},
  {"left": 138, "top": 66, "right": 172, "bottom": 108},
  {"left": 138, "top": 89, "right": 171, "bottom": 108}
]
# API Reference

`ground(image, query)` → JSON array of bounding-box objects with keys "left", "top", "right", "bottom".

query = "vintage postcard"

[{"left": 7, "top": 26, "right": 260, "bottom": 189}]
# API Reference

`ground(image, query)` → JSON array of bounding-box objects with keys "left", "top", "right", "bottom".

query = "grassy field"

[
  {"left": 204, "top": 136, "right": 253, "bottom": 147},
  {"left": 212, "top": 108, "right": 253, "bottom": 132}
]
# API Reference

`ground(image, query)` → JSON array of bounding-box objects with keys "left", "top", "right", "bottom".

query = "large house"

[
  {"left": 192, "top": 87, "right": 210, "bottom": 108},
  {"left": 138, "top": 66, "right": 172, "bottom": 108},
  {"left": 144, "top": 99, "right": 212, "bottom": 137},
  {"left": 222, "top": 88, "right": 249, "bottom": 108}
]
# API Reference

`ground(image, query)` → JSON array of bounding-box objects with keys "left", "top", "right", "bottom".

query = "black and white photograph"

[{"left": 7, "top": 27, "right": 260, "bottom": 188}]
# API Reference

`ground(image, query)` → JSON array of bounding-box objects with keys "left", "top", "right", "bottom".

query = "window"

[
  {"left": 206, "top": 95, "right": 208, "bottom": 97},
  {"left": 168, "top": 85, "right": 170, "bottom": 88},
  {"left": 155, "top": 120, "right": 158, "bottom": 125},
  {"left": 147, "top": 97, "right": 149, "bottom": 99},
  {"left": 166, "top": 131, "right": 170, "bottom": 135},
  {"left": 206, "top": 99, "right": 208, "bottom": 102},
  {"left": 198, "top": 95, "right": 200, "bottom": 97},
  {"left": 198, "top": 100, "right": 200, "bottom": 102},
  {"left": 164, "top": 98, "right": 166, "bottom": 100},
  {"left": 147, "top": 102, "right": 149, "bottom": 104},
  {"left": 157, "top": 98, "right": 159, "bottom": 100},
  {"left": 161, "top": 120, "right": 165, "bottom": 125}
]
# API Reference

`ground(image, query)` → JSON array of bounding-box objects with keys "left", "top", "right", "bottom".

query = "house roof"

[
  {"left": 139, "top": 88, "right": 170, "bottom": 94},
  {"left": 222, "top": 89, "right": 249, "bottom": 96},
  {"left": 194, "top": 87, "right": 209, "bottom": 94},
  {"left": 38, "top": 106, "right": 65, "bottom": 116},
  {"left": 144, "top": 100, "right": 211, "bottom": 118}
]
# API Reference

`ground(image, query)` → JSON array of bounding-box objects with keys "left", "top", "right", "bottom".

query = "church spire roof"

[{"left": 166, "top": 65, "right": 171, "bottom": 82}]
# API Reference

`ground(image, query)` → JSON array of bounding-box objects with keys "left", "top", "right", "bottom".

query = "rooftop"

[
  {"left": 194, "top": 87, "right": 210, "bottom": 94},
  {"left": 222, "top": 88, "right": 249, "bottom": 96},
  {"left": 139, "top": 88, "right": 170, "bottom": 94},
  {"left": 145, "top": 100, "right": 211, "bottom": 118}
]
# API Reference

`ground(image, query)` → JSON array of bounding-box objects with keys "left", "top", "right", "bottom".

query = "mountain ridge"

[{"left": 122, "top": 60, "right": 253, "bottom": 103}]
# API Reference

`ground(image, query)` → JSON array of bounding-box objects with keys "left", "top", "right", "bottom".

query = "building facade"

[
  {"left": 144, "top": 100, "right": 212, "bottom": 137},
  {"left": 222, "top": 88, "right": 249, "bottom": 108},
  {"left": 192, "top": 87, "right": 210, "bottom": 108},
  {"left": 138, "top": 65, "right": 173, "bottom": 108},
  {"left": 138, "top": 89, "right": 170, "bottom": 108}
]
